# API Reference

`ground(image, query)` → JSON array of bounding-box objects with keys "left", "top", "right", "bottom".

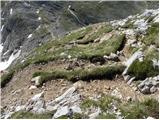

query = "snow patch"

[
  {"left": 10, "top": 8, "right": 13, "bottom": 15},
  {"left": 3, "top": 50, "right": 9, "bottom": 56},
  {"left": 36, "top": 9, "right": 40, "bottom": 14},
  {"left": 27, "top": 34, "right": 32, "bottom": 38},
  {"left": 1, "top": 25, "right": 4, "bottom": 32},
  {"left": 0, "top": 44, "right": 3, "bottom": 54},
  {"left": 36, "top": 25, "right": 41, "bottom": 31},
  {"left": 0, "top": 50, "right": 21, "bottom": 70},
  {"left": 38, "top": 17, "right": 41, "bottom": 20}
]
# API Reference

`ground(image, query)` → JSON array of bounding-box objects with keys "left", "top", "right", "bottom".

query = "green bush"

[
  {"left": 1, "top": 70, "right": 15, "bottom": 88},
  {"left": 127, "top": 59, "right": 158, "bottom": 80},
  {"left": 10, "top": 111, "right": 53, "bottom": 119}
]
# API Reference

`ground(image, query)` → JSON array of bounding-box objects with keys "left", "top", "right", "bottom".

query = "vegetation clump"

[
  {"left": 32, "top": 64, "right": 125, "bottom": 86},
  {"left": 141, "top": 22, "right": 159, "bottom": 46},
  {"left": 10, "top": 111, "right": 53, "bottom": 119},
  {"left": 1, "top": 70, "right": 15, "bottom": 88},
  {"left": 127, "top": 59, "right": 158, "bottom": 80},
  {"left": 120, "top": 98, "right": 159, "bottom": 119}
]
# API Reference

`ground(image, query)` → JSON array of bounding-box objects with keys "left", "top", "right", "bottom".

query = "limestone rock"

[{"left": 31, "top": 76, "right": 41, "bottom": 86}]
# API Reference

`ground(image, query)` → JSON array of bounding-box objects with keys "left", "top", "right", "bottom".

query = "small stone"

[
  {"left": 29, "top": 85, "right": 37, "bottom": 90},
  {"left": 138, "top": 82, "right": 145, "bottom": 89},
  {"left": 43, "top": 83, "right": 46, "bottom": 86},
  {"left": 126, "top": 96, "right": 132, "bottom": 102},
  {"left": 150, "top": 86, "right": 157, "bottom": 93},
  {"left": 140, "top": 86, "right": 150, "bottom": 94},
  {"left": 127, "top": 77, "right": 135, "bottom": 85},
  {"left": 123, "top": 75, "right": 131, "bottom": 82},
  {"left": 133, "top": 87, "right": 138, "bottom": 91},
  {"left": 31, "top": 76, "right": 41, "bottom": 87}
]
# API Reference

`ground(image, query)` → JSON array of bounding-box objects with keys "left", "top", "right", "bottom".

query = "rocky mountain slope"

[
  {"left": 0, "top": 1, "right": 159, "bottom": 119},
  {"left": 0, "top": 1, "right": 158, "bottom": 70}
]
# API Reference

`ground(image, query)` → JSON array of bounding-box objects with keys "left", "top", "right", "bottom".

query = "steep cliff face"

[{"left": 0, "top": 1, "right": 158, "bottom": 70}]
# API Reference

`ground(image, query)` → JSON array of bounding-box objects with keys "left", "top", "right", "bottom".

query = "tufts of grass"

[
  {"left": 81, "top": 99, "right": 98, "bottom": 109},
  {"left": 10, "top": 110, "right": 53, "bottom": 119},
  {"left": 32, "top": 64, "right": 125, "bottom": 86},
  {"left": 120, "top": 98, "right": 159, "bottom": 119},
  {"left": 98, "top": 96, "right": 120, "bottom": 111},
  {"left": 1, "top": 70, "right": 15, "bottom": 88},
  {"left": 79, "top": 34, "right": 125, "bottom": 60},
  {"left": 127, "top": 59, "right": 158, "bottom": 80},
  {"left": 96, "top": 113, "right": 116, "bottom": 119},
  {"left": 141, "top": 22, "right": 159, "bottom": 46}
]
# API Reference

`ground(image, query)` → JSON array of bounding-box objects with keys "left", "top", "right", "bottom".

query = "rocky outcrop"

[
  {"left": 47, "top": 82, "right": 82, "bottom": 118},
  {"left": 138, "top": 76, "right": 159, "bottom": 94}
]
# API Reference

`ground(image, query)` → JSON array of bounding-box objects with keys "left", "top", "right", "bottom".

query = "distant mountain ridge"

[{"left": 0, "top": 1, "right": 158, "bottom": 69}]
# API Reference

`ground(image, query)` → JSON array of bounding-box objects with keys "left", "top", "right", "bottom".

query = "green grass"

[
  {"left": 19, "top": 24, "right": 123, "bottom": 66},
  {"left": 127, "top": 59, "right": 158, "bottom": 80},
  {"left": 1, "top": 70, "right": 15, "bottom": 88},
  {"left": 80, "top": 96, "right": 159, "bottom": 119},
  {"left": 32, "top": 64, "right": 125, "bottom": 86},
  {"left": 78, "top": 34, "right": 125, "bottom": 60},
  {"left": 56, "top": 113, "right": 86, "bottom": 119},
  {"left": 79, "top": 24, "right": 113, "bottom": 44},
  {"left": 144, "top": 46, "right": 159, "bottom": 60},
  {"left": 96, "top": 113, "right": 116, "bottom": 119},
  {"left": 10, "top": 111, "right": 53, "bottom": 119},
  {"left": 141, "top": 22, "right": 159, "bottom": 46},
  {"left": 81, "top": 95, "right": 119, "bottom": 110},
  {"left": 120, "top": 98, "right": 159, "bottom": 119},
  {"left": 81, "top": 99, "right": 98, "bottom": 109},
  {"left": 81, "top": 95, "right": 119, "bottom": 119}
]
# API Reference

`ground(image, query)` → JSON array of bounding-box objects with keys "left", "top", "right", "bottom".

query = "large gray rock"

[
  {"left": 25, "top": 91, "right": 46, "bottom": 113},
  {"left": 53, "top": 106, "right": 69, "bottom": 118},
  {"left": 47, "top": 82, "right": 82, "bottom": 118}
]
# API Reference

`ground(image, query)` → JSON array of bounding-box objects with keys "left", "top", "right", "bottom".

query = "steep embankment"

[{"left": 1, "top": 9, "right": 159, "bottom": 119}]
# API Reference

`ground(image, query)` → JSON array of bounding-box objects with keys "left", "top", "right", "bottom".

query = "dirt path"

[{"left": 1, "top": 61, "right": 158, "bottom": 109}]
